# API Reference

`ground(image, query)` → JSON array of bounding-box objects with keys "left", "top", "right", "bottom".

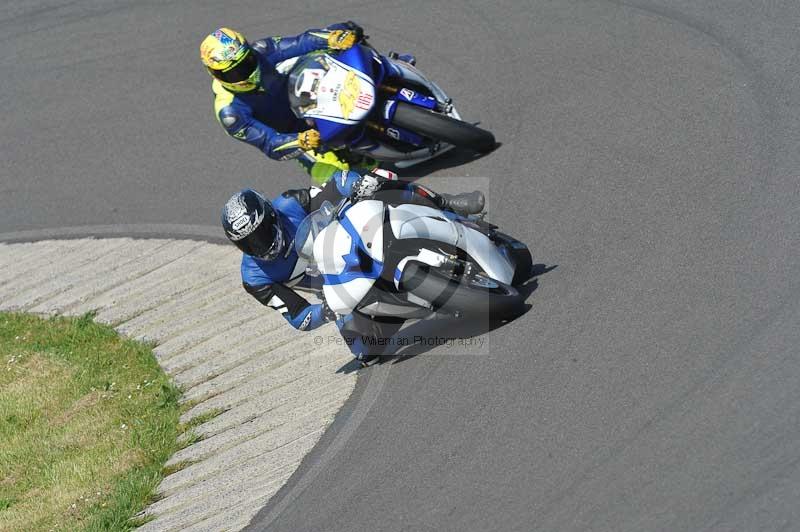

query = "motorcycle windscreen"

[
  {"left": 295, "top": 201, "right": 337, "bottom": 261},
  {"left": 287, "top": 52, "right": 376, "bottom": 143}
]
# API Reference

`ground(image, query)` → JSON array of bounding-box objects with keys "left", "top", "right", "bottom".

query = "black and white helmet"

[{"left": 221, "top": 189, "right": 284, "bottom": 260}]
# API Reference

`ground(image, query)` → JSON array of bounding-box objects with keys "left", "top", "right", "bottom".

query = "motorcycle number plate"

[{"left": 306, "top": 59, "right": 375, "bottom": 122}]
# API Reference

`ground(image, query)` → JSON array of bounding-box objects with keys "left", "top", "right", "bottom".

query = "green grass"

[
  {"left": 0, "top": 312, "right": 181, "bottom": 531},
  {"left": 179, "top": 407, "right": 224, "bottom": 434}
]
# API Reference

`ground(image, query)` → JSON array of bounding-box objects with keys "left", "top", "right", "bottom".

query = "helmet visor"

[
  {"left": 212, "top": 51, "right": 259, "bottom": 83},
  {"left": 241, "top": 218, "right": 284, "bottom": 260},
  {"left": 261, "top": 223, "right": 285, "bottom": 261}
]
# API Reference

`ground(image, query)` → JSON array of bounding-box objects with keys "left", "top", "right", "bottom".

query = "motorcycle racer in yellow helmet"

[{"left": 200, "top": 23, "right": 363, "bottom": 183}]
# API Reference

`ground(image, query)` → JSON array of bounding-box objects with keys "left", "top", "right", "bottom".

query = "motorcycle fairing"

[
  {"left": 387, "top": 204, "right": 516, "bottom": 285},
  {"left": 394, "top": 87, "right": 437, "bottom": 110},
  {"left": 315, "top": 201, "right": 385, "bottom": 314},
  {"left": 290, "top": 49, "right": 376, "bottom": 143}
]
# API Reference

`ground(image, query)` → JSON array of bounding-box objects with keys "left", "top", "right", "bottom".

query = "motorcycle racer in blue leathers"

[
  {"left": 220, "top": 170, "right": 485, "bottom": 361},
  {"left": 200, "top": 23, "right": 365, "bottom": 182}
]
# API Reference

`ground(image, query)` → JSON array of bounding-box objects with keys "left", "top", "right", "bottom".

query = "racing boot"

[
  {"left": 358, "top": 354, "right": 380, "bottom": 368},
  {"left": 388, "top": 50, "right": 416, "bottom": 66},
  {"left": 439, "top": 191, "right": 485, "bottom": 215}
]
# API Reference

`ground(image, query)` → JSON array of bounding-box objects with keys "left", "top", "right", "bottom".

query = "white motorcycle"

[{"left": 294, "top": 197, "right": 532, "bottom": 322}]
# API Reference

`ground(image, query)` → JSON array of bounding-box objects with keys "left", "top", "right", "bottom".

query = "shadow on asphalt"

[
  {"left": 391, "top": 143, "right": 502, "bottom": 181},
  {"left": 335, "top": 263, "right": 557, "bottom": 372}
]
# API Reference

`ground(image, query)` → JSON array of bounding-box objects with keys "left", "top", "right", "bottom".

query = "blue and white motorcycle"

[
  {"left": 294, "top": 198, "right": 532, "bottom": 322},
  {"left": 278, "top": 38, "right": 496, "bottom": 167}
]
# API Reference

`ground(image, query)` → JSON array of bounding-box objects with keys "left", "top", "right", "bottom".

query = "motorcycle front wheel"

[
  {"left": 392, "top": 102, "right": 496, "bottom": 153},
  {"left": 401, "top": 262, "right": 524, "bottom": 321}
]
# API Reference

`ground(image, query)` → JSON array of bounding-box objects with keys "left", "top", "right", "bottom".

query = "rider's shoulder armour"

[
  {"left": 218, "top": 106, "right": 244, "bottom": 130},
  {"left": 250, "top": 39, "right": 270, "bottom": 55},
  {"left": 281, "top": 189, "right": 311, "bottom": 212}
]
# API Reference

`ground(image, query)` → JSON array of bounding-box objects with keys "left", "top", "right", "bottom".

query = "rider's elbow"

[{"left": 267, "top": 135, "right": 304, "bottom": 161}]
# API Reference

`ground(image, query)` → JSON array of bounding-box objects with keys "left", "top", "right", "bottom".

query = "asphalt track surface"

[{"left": 3, "top": 1, "right": 800, "bottom": 531}]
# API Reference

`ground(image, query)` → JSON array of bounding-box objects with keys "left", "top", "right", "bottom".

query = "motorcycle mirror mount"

[{"left": 333, "top": 197, "right": 349, "bottom": 217}]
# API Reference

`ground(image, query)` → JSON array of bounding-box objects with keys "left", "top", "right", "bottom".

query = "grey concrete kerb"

[{"left": 0, "top": 238, "right": 357, "bottom": 531}]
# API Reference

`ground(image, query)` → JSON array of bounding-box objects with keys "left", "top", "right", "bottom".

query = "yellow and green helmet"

[{"left": 200, "top": 28, "right": 261, "bottom": 92}]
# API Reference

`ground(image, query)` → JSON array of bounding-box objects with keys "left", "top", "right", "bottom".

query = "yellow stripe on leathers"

[{"left": 212, "top": 80, "right": 235, "bottom": 122}]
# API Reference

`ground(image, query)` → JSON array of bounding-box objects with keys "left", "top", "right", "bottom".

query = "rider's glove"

[
  {"left": 328, "top": 29, "right": 359, "bottom": 50},
  {"left": 344, "top": 21, "right": 365, "bottom": 41},
  {"left": 350, "top": 172, "right": 386, "bottom": 200},
  {"left": 298, "top": 129, "right": 321, "bottom": 151}
]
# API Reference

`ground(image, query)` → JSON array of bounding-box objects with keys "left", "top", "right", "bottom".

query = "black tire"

[
  {"left": 511, "top": 245, "right": 533, "bottom": 286},
  {"left": 392, "top": 102, "right": 496, "bottom": 153},
  {"left": 401, "top": 262, "right": 524, "bottom": 321}
]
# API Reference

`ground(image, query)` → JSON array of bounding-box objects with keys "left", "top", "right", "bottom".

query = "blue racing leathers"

[
  {"left": 212, "top": 23, "right": 354, "bottom": 166},
  {"left": 240, "top": 182, "right": 342, "bottom": 331}
]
